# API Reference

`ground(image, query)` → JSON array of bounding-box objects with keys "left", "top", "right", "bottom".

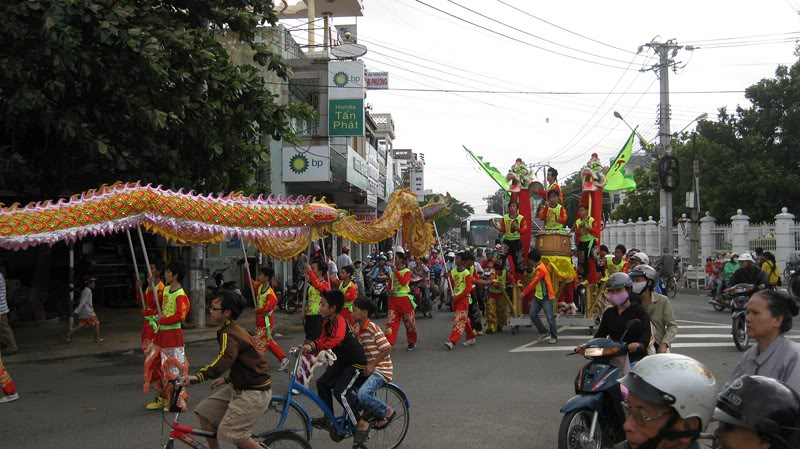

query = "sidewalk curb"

[{"left": 7, "top": 323, "right": 305, "bottom": 365}]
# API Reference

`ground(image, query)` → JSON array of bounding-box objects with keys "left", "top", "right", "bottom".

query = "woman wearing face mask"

[
  {"left": 593, "top": 272, "right": 652, "bottom": 362},
  {"left": 629, "top": 265, "right": 678, "bottom": 354}
]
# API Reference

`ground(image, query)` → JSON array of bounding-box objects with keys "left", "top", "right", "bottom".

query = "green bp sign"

[{"left": 328, "top": 98, "right": 364, "bottom": 136}]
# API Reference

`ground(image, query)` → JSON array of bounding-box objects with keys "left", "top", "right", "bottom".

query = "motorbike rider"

[
  {"left": 593, "top": 272, "right": 652, "bottom": 363},
  {"left": 714, "top": 374, "right": 800, "bottom": 449},
  {"left": 619, "top": 353, "right": 718, "bottom": 449},
  {"left": 411, "top": 255, "right": 433, "bottom": 316},
  {"left": 370, "top": 255, "right": 392, "bottom": 283},
  {"left": 728, "top": 289, "right": 800, "bottom": 394},
  {"left": 728, "top": 253, "right": 769, "bottom": 291},
  {"left": 629, "top": 265, "right": 678, "bottom": 354},
  {"left": 714, "top": 375, "right": 800, "bottom": 449},
  {"left": 717, "top": 253, "right": 740, "bottom": 298}
]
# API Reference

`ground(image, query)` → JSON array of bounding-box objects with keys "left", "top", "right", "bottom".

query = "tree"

[
  {"left": 0, "top": 0, "right": 314, "bottom": 198},
  {"left": 0, "top": 0, "right": 314, "bottom": 324},
  {"left": 609, "top": 168, "right": 658, "bottom": 222},
  {"left": 427, "top": 193, "right": 474, "bottom": 234},
  {"left": 483, "top": 189, "right": 506, "bottom": 215}
]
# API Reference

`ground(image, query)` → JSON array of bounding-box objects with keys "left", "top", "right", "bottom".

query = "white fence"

[{"left": 601, "top": 207, "right": 799, "bottom": 270}]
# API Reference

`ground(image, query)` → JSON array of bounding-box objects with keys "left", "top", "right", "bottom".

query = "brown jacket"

[{"left": 195, "top": 320, "right": 271, "bottom": 390}]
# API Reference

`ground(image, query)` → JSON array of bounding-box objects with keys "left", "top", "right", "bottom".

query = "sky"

[{"left": 282, "top": 0, "right": 800, "bottom": 212}]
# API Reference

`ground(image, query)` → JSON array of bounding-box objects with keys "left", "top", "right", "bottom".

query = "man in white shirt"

[
  {"left": 0, "top": 271, "right": 18, "bottom": 355},
  {"left": 336, "top": 246, "right": 353, "bottom": 271}
]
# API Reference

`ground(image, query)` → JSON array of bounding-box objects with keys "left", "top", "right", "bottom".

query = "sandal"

[
  {"left": 374, "top": 409, "right": 396, "bottom": 430},
  {"left": 352, "top": 429, "right": 370, "bottom": 448}
]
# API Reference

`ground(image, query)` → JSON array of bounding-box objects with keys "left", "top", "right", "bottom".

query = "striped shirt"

[
  {"left": 0, "top": 273, "right": 7, "bottom": 314},
  {"left": 356, "top": 319, "right": 393, "bottom": 382}
]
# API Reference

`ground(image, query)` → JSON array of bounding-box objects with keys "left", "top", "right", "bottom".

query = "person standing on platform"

[
  {"left": 539, "top": 190, "right": 567, "bottom": 231},
  {"left": 496, "top": 200, "right": 526, "bottom": 273}
]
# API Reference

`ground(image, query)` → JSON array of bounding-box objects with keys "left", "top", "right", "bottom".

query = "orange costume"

[
  {"left": 250, "top": 279, "right": 287, "bottom": 363},
  {"left": 537, "top": 182, "right": 564, "bottom": 203},
  {"left": 149, "top": 284, "right": 190, "bottom": 410},
  {"left": 338, "top": 279, "right": 358, "bottom": 329},
  {"left": 137, "top": 281, "right": 164, "bottom": 392}
]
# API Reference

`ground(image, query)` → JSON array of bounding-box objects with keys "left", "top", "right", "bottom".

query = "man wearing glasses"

[{"left": 618, "top": 353, "right": 718, "bottom": 449}]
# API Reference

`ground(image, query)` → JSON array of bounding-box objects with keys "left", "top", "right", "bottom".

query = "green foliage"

[
  {"left": 613, "top": 60, "right": 800, "bottom": 224},
  {"left": 426, "top": 193, "right": 474, "bottom": 234},
  {"left": 609, "top": 168, "right": 658, "bottom": 221},
  {"left": 483, "top": 188, "right": 506, "bottom": 215},
  {"left": 0, "top": 0, "right": 316, "bottom": 198}
]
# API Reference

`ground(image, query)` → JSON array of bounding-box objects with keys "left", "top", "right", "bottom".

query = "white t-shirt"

[
  {"left": 75, "top": 287, "right": 96, "bottom": 320},
  {"left": 336, "top": 254, "right": 353, "bottom": 270}
]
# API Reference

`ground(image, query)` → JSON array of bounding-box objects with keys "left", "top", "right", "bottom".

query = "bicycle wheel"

[
  {"left": 366, "top": 384, "right": 410, "bottom": 449},
  {"left": 257, "top": 430, "right": 313, "bottom": 449},
  {"left": 666, "top": 277, "right": 677, "bottom": 299},
  {"left": 255, "top": 397, "right": 312, "bottom": 441},
  {"left": 283, "top": 293, "right": 299, "bottom": 314}
]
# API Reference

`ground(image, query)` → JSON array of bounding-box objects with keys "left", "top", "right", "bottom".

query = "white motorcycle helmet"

[{"left": 619, "top": 354, "right": 717, "bottom": 445}]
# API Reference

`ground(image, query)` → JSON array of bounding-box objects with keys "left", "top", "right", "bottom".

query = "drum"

[
  {"left": 529, "top": 181, "right": 544, "bottom": 193},
  {"left": 535, "top": 232, "right": 572, "bottom": 257}
]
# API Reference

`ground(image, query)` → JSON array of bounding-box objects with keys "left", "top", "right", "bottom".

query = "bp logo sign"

[
  {"left": 333, "top": 71, "right": 349, "bottom": 87},
  {"left": 289, "top": 154, "right": 309, "bottom": 174}
]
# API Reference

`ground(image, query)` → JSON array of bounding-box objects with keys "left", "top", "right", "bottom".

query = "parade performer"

[
  {"left": 538, "top": 190, "right": 567, "bottom": 231},
  {"left": 520, "top": 250, "right": 557, "bottom": 344},
  {"left": 607, "top": 244, "right": 627, "bottom": 277},
  {"left": 537, "top": 167, "right": 564, "bottom": 203},
  {"left": 304, "top": 260, "right": 331, "bottom": 341},
  {"left": 445, "top": 252, "right": 477, "bottom": 350},
  {"left": 573, "top": 205, "right": 599, "bottom": 278},
  {"left": 506, "top": 158, "right": 531, "bottom": 192},
  {"left": 385, "top": 252, "right": 417, "bottom": 351},
  {"left": 137, "top": 260, "right": 165, "bottom": 410},
  {"left": 65, "top": 276, "right": 103, "bottom": 343},
  {"left": 247, "top": 267, "right": 289, "bottom": 371},
  {"left": 496, "top": 200, "right": 526, "bottom": 271},
  {"left": 153, "top": 261, "right": 191, "bottom": 411},
  {"left": 465, "top": 252, "right": 484, "bottom": 335},
  {"left": 482, "top": 260, "right": 510, "bottom": 333},
  {"left": 0, "top": 349, "right": 17, "bottom": 403},
  {"left": 338, "top": 265, "right": 359, "bottom": 329}
]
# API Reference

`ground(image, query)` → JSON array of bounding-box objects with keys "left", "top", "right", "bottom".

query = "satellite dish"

[{"left": 331, "top": 43, "right": 368, "bottom": 59}]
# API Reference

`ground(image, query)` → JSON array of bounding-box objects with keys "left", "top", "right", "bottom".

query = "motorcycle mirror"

[{"left": 625, "top": 319, "right": 641, "bottom": 330}]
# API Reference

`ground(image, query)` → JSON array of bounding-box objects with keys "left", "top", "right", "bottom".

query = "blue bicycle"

[{"left": 258, "top": 349, "right": 411, "bottom": 449}]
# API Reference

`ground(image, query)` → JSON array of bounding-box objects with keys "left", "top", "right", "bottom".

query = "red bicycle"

[{"left": 159, "top": 381, "right": 312, "bottom": 449}]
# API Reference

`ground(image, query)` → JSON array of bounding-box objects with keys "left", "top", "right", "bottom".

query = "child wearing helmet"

[{"left": 619, "top": 354, "right": 717, "bottom": 449}]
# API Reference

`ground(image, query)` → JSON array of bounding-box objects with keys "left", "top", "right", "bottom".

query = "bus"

[{"left": 460, "top": 214, "right": 502, "bottom": 249}]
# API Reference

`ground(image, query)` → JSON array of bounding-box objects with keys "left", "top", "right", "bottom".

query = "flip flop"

[{"left": 374, "top": 410, "right": 396, "bottom": 430}]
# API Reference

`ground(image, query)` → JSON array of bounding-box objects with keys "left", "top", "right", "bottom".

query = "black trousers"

[
  {"left": 504, "top": 239, "right": 524, "bottom": 272},
  {"left": 468, "top": 290, "right": 482, "bottom": 332},
  {"left": 304, "top": 315, "right": 324, "bottom": 341},
  {"left": 317, "top": 362, "right": 362, "bottom": 425},
  {"left": 577, "top": 240, "right": 595, "bottom": 278}
]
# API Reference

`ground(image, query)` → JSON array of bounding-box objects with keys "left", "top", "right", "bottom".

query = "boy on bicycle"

[
  {"left": 301, "top": 290, "right": 367, "bottom": 431},
  {"left": 188, "top": 290, "right": 271, "bottom": 449},
  {"left": 351, "top": 298, "right": 395, "bottom": 448}
]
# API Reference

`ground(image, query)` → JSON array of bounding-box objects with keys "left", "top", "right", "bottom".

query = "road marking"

[
  {"left": 508, "top": 325, "right": 571, "bottom": 352},
  {"left": 677, "top": 319, "right": 729, "bottom": 326},
  {"left": 510, "top": 335, "right": 800, "bottom": 352},
  {"left": 538, "top": 334, "right": 740, "bottom": 340},
  {"left": 678, "top": 325, "right": 728, "bottom": 329}
]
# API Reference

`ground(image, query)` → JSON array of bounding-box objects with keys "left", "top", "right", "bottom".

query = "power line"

[
  {"left": 495, "top": 0, "right": 637, "bottom": 56},
  {"left": 412, "top": 0, "right": 638, "bottom": 70},
  {"left": 683, "top": 31, "right": 800, "bottom": 44},
  {"left": 445, "top": 0, "right": 634, "bottom": 65}
]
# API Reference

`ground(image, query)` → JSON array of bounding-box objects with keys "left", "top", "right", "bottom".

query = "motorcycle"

[
  {"left": 411, "top": 276, "right": 432, "bottom": 318},
  {"left": 278, "top": 278, "right": 305, "bottom": 314},
  {"left": 729, "top": 283, "right": 755, "bottom": 351},
  {"left": 370, "top": 278, "right": 389, "bottom": 318},
  {"left": 558, "top": 319, "right": 640, "bottom": 449},
  {"left": 708, "top": 286, "right": 733, "bottom": 312}
]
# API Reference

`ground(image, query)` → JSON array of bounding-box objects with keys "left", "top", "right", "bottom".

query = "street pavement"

[{"left": 4, "top": 292, "right": 800, "bottom": 449}]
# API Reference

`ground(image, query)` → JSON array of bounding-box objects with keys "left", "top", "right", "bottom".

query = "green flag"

[
  {"left": 604, "top": 131, "right": 637, "bottom": 193},
  {"left": 463, "top": 146, "right": 510, "bottom": 191}
]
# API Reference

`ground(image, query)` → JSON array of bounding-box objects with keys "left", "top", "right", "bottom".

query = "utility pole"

[
  {"left": 641, "top": 39, "right": 688, "bottom": 275},
  {"left": 690, "top": 133, "right": 701, "bottom": 266}
]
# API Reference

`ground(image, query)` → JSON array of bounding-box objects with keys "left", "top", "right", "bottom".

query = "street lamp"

[
  {"left": 613, "top": 111, "right": 651, "bottom": 152},
  {"left": 676, "top": 113, "right": 709, "bottom": 135}
]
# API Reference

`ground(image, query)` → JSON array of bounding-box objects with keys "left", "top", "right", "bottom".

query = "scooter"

[
  {"left": 370, "top": 279, "right": 389, "bottom": 318},
  {"left": 558, "top": 319, "right": 640, "bottom": 449},
  {"left": 411, "top": 276, "right": 432, "bottom": 318},
  {"left": 729, "top": 283, "right": 755, "bottom": 351}
]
